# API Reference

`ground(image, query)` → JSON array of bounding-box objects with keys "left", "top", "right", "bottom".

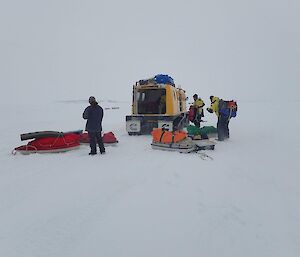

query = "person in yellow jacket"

[
  {"left": 207, "top": 95, "right": 229, "bottom": 141},
  {"left": 192, "top": 94, "right": 205, "bottom": 127},
  {"left": 207, "top": 96, "right": 220, "bottom": 117}
]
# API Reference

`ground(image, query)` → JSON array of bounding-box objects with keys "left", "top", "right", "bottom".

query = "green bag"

[
  {"left": 187, "top": 125, "right": 217, "bottom": 136},
  {"left": 200, "top": 126, "right": 217, "bottom": 135}
]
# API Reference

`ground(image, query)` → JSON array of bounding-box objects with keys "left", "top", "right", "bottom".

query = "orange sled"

[{"left": 151, "top": 128, "right": 187, "bottom": 143}]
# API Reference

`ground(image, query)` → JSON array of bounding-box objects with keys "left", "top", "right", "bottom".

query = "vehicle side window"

[{"left": 137, "top": 92, "right": 145, "bottom": 101}]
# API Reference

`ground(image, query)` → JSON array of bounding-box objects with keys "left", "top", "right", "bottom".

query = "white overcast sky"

[{"left": 1, "top": 0, "right": 299, "bottom": 103}]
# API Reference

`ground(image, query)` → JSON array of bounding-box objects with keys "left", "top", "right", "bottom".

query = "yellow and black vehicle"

[{"left": 126, "top": 75, "right": 189, "bottom": 135}]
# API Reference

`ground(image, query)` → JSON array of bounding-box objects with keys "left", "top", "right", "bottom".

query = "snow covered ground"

[
  {"left": 0, "top": 99, "right": 299, "bottom": 257},
  {"left": 1, "top": 0, "right": 300, "bottom": 256}
]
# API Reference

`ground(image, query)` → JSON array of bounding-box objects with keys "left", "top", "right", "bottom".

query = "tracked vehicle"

[{"left": 126, "top": 75, "right": 189, "bottom": 135}]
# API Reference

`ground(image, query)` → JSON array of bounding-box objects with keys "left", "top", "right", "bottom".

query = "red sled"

[
  {"left": 13, "top": 133, "right": 81, "bottom": 155},
  {"left": 80, "top": 132, "right": 118, "bottom": 146}
]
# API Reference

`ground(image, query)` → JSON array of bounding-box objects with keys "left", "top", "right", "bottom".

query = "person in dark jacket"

[{"left": 83, "top": 96, "right": 106, "bottom": 155}]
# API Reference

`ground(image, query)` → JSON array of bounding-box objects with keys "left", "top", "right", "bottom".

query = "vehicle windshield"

[{"left": 137, "top": 89, "right": 166, "bottom": 114}]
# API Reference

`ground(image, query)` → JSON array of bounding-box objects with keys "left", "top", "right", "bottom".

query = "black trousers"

[
  {"left": 88, "top": 131, "right": 105, "bottom": 154},
  {"left": 193, "top": 119, "right": 200, "bottom": 128},
  {"left": 217, "top": 115, "right": 230, "bottom": 141},
  {"left": 193, "top": 112, "right": 203, "bottom": 128}
]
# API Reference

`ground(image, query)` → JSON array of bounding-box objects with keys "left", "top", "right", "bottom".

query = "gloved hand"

[{"left": 207, "top": 108, "right": 213, "bottom": 113}]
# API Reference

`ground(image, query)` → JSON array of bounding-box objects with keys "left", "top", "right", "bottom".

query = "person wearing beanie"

[
  {"left": 191, "top": 94, "right": 205, "bottom": 127},
  {"left": 207, "top": 95, "right": 229, "bottom": 141},
  {"left": 207, "top": 96, "right": 220, "bottom": 116},
  {"left": 83, "top": 96, "right": 106, "bottom": 155}
]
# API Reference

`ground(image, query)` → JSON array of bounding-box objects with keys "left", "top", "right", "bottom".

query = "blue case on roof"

[{"left": 154, "top": 74, "right": 174, "bottom": 85}]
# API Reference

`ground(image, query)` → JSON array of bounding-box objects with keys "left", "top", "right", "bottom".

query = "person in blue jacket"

[{"left": 83, "top": 96, "right": 106, "bottom": 155}]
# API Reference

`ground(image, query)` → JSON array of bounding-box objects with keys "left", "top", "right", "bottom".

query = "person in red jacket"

[{"left": 83, "top": 96, "right": 106, "bottom": 155}]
